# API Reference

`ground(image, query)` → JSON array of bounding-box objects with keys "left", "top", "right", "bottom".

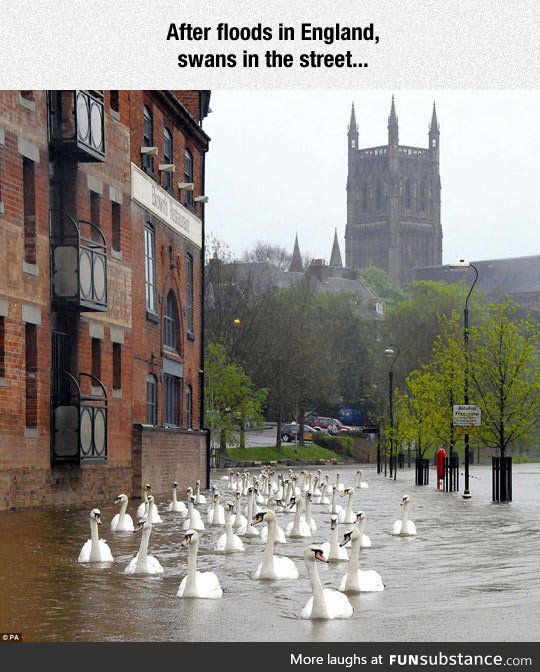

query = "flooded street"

[{"left": 1, "top": 463, "right": 540, "bottom": 642}]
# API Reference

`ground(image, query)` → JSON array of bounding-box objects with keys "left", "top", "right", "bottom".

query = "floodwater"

[{"left": 1, "top": 464, "right": 539, "bottom": 642}]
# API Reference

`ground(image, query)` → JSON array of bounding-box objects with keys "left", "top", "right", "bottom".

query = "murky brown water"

[{"left": 1, "top": 464, "right": 539, "bottom": 642}]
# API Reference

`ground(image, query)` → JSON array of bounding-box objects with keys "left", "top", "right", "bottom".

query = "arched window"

[
  {"left": 405, "top": 180, "right": 412, "bottom": 210},
  {"left": 163, "top": 128, "right": 173, "bottom": 190},
  {"left": 185, "top": 384, "right": 193, "bottom": 429},
  {"left": 419, "top": 182, "right": 426, "bottom": 212},
  {"left": 184, "top": 149, "right": 193, "bottom": 208},
  {"left": 361, "top": 183, "right": 368, "bottom": 212},
  {"left": 142, "top": 105, "right": 154, "bottom": 174},
  {"left": 376, "top": 180, "right": 383, "bottom": 211},
  {"left": 164, "top": 290, "right": 179, "bottom": 351},
  {"left": 146, "top": 374, "right": 157, "bottom": 425}
]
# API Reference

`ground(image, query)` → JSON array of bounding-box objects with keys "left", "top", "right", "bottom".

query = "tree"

[
  {"left": 241, "top": 241, "right": 292, "bottom": 271},
  {"left": 204, "top": 343, "right": 267, "bottom": 453},
  {"left": 470, "top": 300, "right": 540, "bottom": 459},
  {"left": 359, "top": 265, "right": 406, "bottom": 309}
]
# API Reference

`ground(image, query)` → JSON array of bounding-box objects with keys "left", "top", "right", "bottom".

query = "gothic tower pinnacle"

[
  {"left": 289, "top": 232, "right": 303, "bottom": 272},
  {"left": 388, "top": 95, "right": 399, "bottom": 146}
]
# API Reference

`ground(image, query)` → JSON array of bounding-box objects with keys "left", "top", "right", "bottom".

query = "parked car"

[
  {"left": 338, "top": 407, "right": 366, "bottom": 427},
  {"left": 280, "top": 423, "right": 315, "bottom": 442},
  {"left": 309, "top": 416, "right": 349, "bottom": 434}
]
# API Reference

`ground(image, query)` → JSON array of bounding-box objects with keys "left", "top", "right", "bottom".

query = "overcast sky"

[{"left": 203, "top": 90, "right": 540, "bottom": 267}]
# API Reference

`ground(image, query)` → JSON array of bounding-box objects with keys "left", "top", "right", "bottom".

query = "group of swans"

[{"left": 77, "top": 467, "right": 418, "bottom": 614}]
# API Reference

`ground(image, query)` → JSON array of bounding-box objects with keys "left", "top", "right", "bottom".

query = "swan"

[
  {"left": 207, "top": 491, "right": 226, "bottom": 525},
  {"left": 328, "top": 486, "right": 344, "bottom": 515},
  {"left": 335, "top": 472, "right": 345, "bottom": 493},
  {"left": 301, "top": 545, "right": 353, "bottom": 620},
  {"left": 243, "top": 487, "right": 260, "bottom": 517},
  {"left": 353, "top": 511, "right": 372, "bottom": 548},
  {"left": 124, "top": 496, "right": 164, "bottom": 575},
  {"left": 321, "top": 515, "right": 349, "bottom": 561},
  {"left": 194, "top": 480, "right": 207, "bottom": 505},
  {"left": 168, "top": 482, "right": 188, "bottom": 515},
  {"left": 177, "top": 530, "right": 223, "bottom": 599},
  {"left": 182, "top": 496, "right": 205, "bottom": 531},
  {"left": 260, "top": 496, "right": 287, "bottom": 544},
  {"left": 238, "top": 487, "right": 260, "bottom": 537},
  {"left": 231, "top": 491, "right": 247, "bottom": 530},
  {"left": 215, "top": 504, "right": 245, "bottom": 552},
  {"left": 392, "top": 494, "right": 417, "bottom": 536},
  {"left": 319, "top": 476, "right": 330, "bottom": 505},
  {"left": 110, "top": 494, "right": 135, "bottom": 532},
  {"left": 78, "top": 509, "right": 114, "bottom": 563},
  {"left": 136, "top": 483, "right": 152, "bottom": 519},
  {"left": 355, "top": 469, "right": 369, "bottom": 489},
  {"left": 303, "top": 491, "right": 317, "bottom": 531},
  {"left": 252, "top": 510, "right": 299, "bottom": 580},
  {"left": 285, "top": 496, "right": 311, "bottom": 538},
  {"left": 338, "top": 527, "right": 384, "bottom": 593},
  {"left": 338, "top": 487, "right": 356, "bottom": 524},
  {"left": 311, "top": 470, "right": 322, "bottom": 504}
]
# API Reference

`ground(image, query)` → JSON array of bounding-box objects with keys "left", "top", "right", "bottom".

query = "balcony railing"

[
  {"left": 50, "top": 209, "right": 108, "bottom": 312},
  {"left": 48, "top": 90, "right": 106, "bottom": 162},
  {"left": 51, "top": 370, "right": 108, "bottom": 465}
]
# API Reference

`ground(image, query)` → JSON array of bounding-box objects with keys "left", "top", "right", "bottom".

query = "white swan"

[
  {"left": 392, "top": 494, "right": 417, "bottom": 536},
  {"left": 215, "top": 504, "right": 245, "bottom": 552},
  {"left": 301, "top": 545, "right": 353, "bottom": 620},
  {"left": 168, "top": 481, "right": 188, "bottom": 515},
  {"left": 319, "top": 476, "right": 330, "bottom": 506},
  {"left": 207, "top": 490, "right": 226, "bottom": 525},
  {"left": 78, "top": 509, "right": 114, "bottom": 563},
  {"left": 136, "top": 483, "right": 152, "bottom": 519},
  {"left": 183, "top": 496, "right": 205, "bottom": 531},
  {"left": 285, "top": 496, "right": 311, "bottom": 538},
  {"left": 353, "top": 511, "right": 372, "bottom": 548},
  {"left": 338, "top": 487, "right": 356, "bottom": 524},
  {"left": 260, "top": 499, "right": 287, "bottom": 544},
  {"left": 124, "top": 496, "right": 164, "bottom": 575},
  {"left": 252, "top": 510, "right": 299, "bottom": 580},
  {"left": 328, "top": 486, "right": 344, "bottom": 515},
  {"left": 238, "top": 487, "right": 260, "bottom": 537},
  {"left": 110, "top": 494, "right": 135, "bottom": 532},
  {"left": 335, "top": 472, "right": 345, "bottom": 493},
  {"left": 177, "top": 530, "right": 223, "bottom": 599},
  {"left": 321, "top": 515, "right": 349, "bottom": 561},
  {"left": 303, "top": 491, "right": 317, "bottom": 530},
  {"left": 194, "top": 479, "right": 207, "bottom": 505},
  {"left": 355, "top": 469, "right": 369, "bottom": 489},
  {"left": 231, "top": 491, "right": 247, "bottom": 530},
  {"left": 338, "top": 527, "right": 384, "bottom": 593}
]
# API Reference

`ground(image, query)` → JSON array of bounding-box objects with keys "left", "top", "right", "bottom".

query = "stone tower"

[{"left": 345, "top": 98, "right": 442, "bottom": 285}]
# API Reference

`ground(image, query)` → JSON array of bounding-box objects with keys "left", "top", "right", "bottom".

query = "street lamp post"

[
  {"left": 450, "top": 260, "right": 479, "bottom": 500},
  {"left": 384, "top": 345, "right": 401, "bottom": 481}
]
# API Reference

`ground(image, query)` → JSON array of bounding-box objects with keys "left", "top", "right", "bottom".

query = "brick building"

[{"left": 0, "top": 90, "right": 210, "bottom": 510}]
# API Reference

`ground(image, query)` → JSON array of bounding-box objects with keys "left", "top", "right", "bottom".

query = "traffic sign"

[{"left": 453, "top": 404, "right": 481, "bottom": 427}]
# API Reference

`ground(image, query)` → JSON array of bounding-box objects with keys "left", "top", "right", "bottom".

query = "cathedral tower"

[{"left": 345, "top": 98, "right": 442, "bottom": 285}]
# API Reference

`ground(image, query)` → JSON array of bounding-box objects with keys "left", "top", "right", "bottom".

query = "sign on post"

[{"left": 453, "top": 404, "right": 481, "bottom": 427}]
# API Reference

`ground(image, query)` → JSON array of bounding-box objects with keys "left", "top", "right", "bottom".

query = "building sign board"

[
  {"left": 131, "top": 163, "right": 202, "bottom": 248},
  {"left": 453, "top": 404, "right": 481, "bottom": 427}
]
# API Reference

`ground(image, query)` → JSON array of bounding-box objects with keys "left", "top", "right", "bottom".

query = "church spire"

[
  {"left": 289, "top": 233, "right": 303, "bottom": 272},
  {"left": 329, "top": 228, "right": 343, "bottom": 269},
  {"left": 348, "top": 102, "right": 359, "bottom": 155},
  {"left": 388, "top": 95, "right": 399, "bottom": 145},
  {"left": 429, "top": 100, "right": 440, "bottom": 155}
]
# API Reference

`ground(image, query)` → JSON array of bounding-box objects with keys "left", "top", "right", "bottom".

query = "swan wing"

[
  {"left": 215, "top": 533, "right": 227, "bottom": 551},
  {"left": 77, "top": 539, "right": 92, "bottom": 563},
  {"left": 392, "top": 519, "right": 402, "bottom": 535},
  {"left": 98, "top": 539, "right": 114, "bottom": 562},
  {"left": 146, "top": 555, "right": 164, "bottom": 574},
  {"left": 272, "top": 555, "right": 299, "bottom": 580},
  {"left": 361, "top": 534, "right": 372, "bottom": 548},
  {"left": 322, "top": 589, "right": 353, "bottom": 619},
  {"left": 196, "top": 571, "right": 223, "bottom": 598},
  {"left": 357, "top": 569, "right": 385, "bottom": 592},
  {"left": 110, "top": 514, "right": 119, "bottom": 531}
]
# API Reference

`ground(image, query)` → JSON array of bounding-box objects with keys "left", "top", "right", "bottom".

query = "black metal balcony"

[
  {"left": 50, "top": 209, "right": 108, "bottom": 312},
  {"left": 51, "top": 369, "right": 108, "bottom": 465},
  {"left": 48, "top": 90, "right": 106, "bottom": 162}
]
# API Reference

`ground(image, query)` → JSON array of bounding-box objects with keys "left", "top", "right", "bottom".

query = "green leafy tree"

[
  {"left": 204, "top": 343, "right": 267, "bottom": 453},
  {"left": 359, "top": 266, "right": 406, "bottom": 309},
  {"left": 470, "top": 300, "right": 540, "bottom": 459}
]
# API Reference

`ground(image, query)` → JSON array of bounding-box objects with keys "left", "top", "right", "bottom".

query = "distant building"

[
  {"left": 414, "top": 255, "right": 540, "bottom": 315},
  {"left": 345, "top": 98, "right": 443, "bottom": 286},
  {"left": 0, "top": 90, "right": 210, "bottom": 510}
]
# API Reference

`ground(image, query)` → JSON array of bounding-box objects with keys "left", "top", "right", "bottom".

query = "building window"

[
  {"left": 163, "top": 374, "right": 179, "bottom": 426},
  {"left": 144, "top": 224, "right": 157, "bottom": 314},
  {"left": 185, "top": 384, "right": 192, "bottom": 429},
  {"left": 91, "top": 338, "right": 101, "bottom": 381},
  {"left": 25, "top": 323, "right": 37, "bottom": 428},
  {"left": 375, "top": 180, "right": 383, "bottom": 211},
  {"left": 112, "top": 343, "right": 122, "bottom": 390},
  {"left": 112, "top": 202, "right": 121, "bottom": 252},
  {"left": 0, "top": 317, "right": 5, "bottom": 378},
  {"left": 90, "top": 191, "right": 101, "bottom": 243},
  {"left": 23, "top": 158, "right": 36, "bottom": 265},
  {"left": 164, "top": 290, "right": 179, "bottom": 351},
  {"left": 110, "top": 91, "right": 119, "bottom": 113},
  {"left": 405, "top": 180, "right": 412, "bottom": 210},
  {"left": 163, "top": 128, "right": 173, "bottom": 191},
  {"left": 142, "top": 105, "right": 154, "bottom": 175},
  {"left": 361, "top": 183, "right": 368, "bottom": 212},
  {"left": 146, "top": 373, "right": 158, "bottom": 424},
  {"left": 419, "top": 182, "right": 426, "bottom": 213},
  {"left": 184, "top": 149, "right": 193, "bottom": 208},
  {"left": 186, "top": 253, "right": 194, "bottom": 335}
]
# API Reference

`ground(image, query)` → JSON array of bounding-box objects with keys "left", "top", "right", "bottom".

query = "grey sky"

[{"left": 204, "top": 90, "right": 540, "bottom": 267}]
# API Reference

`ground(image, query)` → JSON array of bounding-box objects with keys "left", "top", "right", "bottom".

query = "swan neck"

[
  {"left": 185, "top": 539, "right": 199, "bottom": 593},
  {"left": 347, "top": 536, "right": 360, "bottom": 586},
  {"left": 306, "top": 557, "right": 328, "bottom": 618},
  {"left": 136, "top": 525, "right": 151, "bottom": 569},
  {"left": 402, "top": 503, "right": 410, "bottom": 526},
  {"left": 118, "top": 499, "right": 128, "bottom": 524},
  {"left": 262, "top": 516, "right": 276, "bottom": 572},
  {"left": 345, "top": 493, "right": 354, "bottom": 517},
  {"left": 172, "top": 489, "right": 178, "bottom": 505},
  {"left": 330, "top": 523, "right": 339, "bottom": 557}
]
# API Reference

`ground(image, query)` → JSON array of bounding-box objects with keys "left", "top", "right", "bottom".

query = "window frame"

[
  {"left": 183, "top": 149, "right": 193, "bottom": 208},
  {"left": 163, "top": 128, "right": 173, "bottom": 191},
  {"left": 144, "top": 223, "right": 157, "bottom": 316},
  {"left": 146, "top": 373, "right": 158, "bottom": 425},
  {"left": 142, "top": 105, "right": 154, "bottom": 175},
  {"left": 163, "top": 374, "right": 180, "bottom": 427},
  {"left": 163, "top": 290, "right": 179, "bottom": 351}
]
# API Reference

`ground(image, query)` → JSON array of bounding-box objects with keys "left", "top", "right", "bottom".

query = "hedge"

[{"left": 312, "top": 432, "right": 354, "bottom": 457}]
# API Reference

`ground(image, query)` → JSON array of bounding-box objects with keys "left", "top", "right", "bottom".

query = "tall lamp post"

[
  {"left": 384, "top": 345, "right": 401, "bottom": 481},
  {"left": 449, "top": 259, "right": 479, "bottom": 500}
]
